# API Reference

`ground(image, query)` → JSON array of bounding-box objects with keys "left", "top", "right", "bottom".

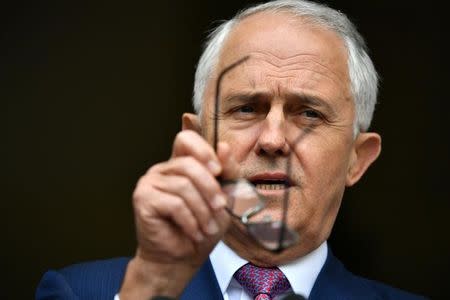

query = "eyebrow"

[
  {"left": 222, "top": 90, "right": 338, "bottom": 116},
  {"left": 288, "top": 92, "right": 336, "bottom": 114}
]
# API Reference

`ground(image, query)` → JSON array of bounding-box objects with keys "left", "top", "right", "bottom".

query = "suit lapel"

[
  {"left": 308, "top": 248, "right": 378, "bottom": 300},
  {"left": 308, "top": 248, "right": 347, "bottom": 300},
  {"left": 181, "top": 258, "right": 224, "bottom": 300}
]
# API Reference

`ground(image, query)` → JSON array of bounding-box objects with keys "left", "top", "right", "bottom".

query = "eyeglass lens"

[{"left": 214, "top": 56, "right": 305, "bottom": 252}]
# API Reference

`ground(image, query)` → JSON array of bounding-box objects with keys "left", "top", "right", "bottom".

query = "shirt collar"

[
  {"left": 278, "top": 242, "right": 328, "bottom": 298},
  {"left": 209, "top": 241, "right": 328, "bottom": 298},
  {"left": 210, "top": 241, "right": 248, "bottom": 294}
]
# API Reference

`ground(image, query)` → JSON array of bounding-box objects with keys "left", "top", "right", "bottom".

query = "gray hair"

[{"left": 193, "top": 0, "right": 378, "bottom": 135}]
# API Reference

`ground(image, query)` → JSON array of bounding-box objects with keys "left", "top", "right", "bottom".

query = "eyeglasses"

[{"left": 213, "top": 56, "right": 313, "bottom": 252}]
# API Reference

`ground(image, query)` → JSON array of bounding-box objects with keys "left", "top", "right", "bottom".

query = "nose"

[{"left": 255, "top": 107, "right": 289, "bottom": 157}]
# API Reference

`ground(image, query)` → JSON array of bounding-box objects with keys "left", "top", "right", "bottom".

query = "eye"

[
  {"left": 294, "top": 108, "right": 326, "bottom": 127},
  {"left": 302, "top": 109, "right": 321, "bottom": 119},
  {"left": 236, "top": 105, "right": 255, "bottom": 113},
  {"left": 223, "top": 103, "right": 259, "bottom": 121}
]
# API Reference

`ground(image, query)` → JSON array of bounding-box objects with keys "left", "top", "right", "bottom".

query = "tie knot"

[{"left": 233, "top": 263, "right": 291, "bottom": 300}]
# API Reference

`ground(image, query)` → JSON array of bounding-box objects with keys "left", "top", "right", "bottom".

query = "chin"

[
  {"left": 224, "top": 219, "right": 319, "bottom": 267},
  {"left": 249, "top": 207, "right": 283, "bottom": 223},
  {"left": 234, "top": 239, "right": 316, "bottom": 267}
]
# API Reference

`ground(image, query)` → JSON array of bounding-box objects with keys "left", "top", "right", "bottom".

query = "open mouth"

[{"left": 251, "top": 179, "right": 291, "bottom": 190}]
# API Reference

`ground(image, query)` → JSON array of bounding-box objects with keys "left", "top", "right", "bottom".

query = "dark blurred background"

[{"left": 2, "top": 0, "right": 449, "bottom": 299}]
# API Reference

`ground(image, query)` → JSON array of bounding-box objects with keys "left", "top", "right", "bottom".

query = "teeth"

[{"left": 255, "top": 183, "right": 286, "bottom": 190}]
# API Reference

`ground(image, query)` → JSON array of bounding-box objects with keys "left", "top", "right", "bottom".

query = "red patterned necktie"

[{"left": 233, "top": 263, "right": 292, "bottom": 300}]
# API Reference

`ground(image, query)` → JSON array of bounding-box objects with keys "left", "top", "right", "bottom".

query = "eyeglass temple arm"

[
  {"left": 276, "top": 126, "right": 315, "bottom": 252},
  {"left": 213, "top": 56, "right": 250, "bottom": 152}
]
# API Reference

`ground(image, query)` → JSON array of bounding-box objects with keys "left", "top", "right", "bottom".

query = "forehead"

[
  {"left": 210, "top": 11, "right": 350, "bottom": 100},
  {"left": 220, "top": 11, "right": 348, "bottom": 70}
]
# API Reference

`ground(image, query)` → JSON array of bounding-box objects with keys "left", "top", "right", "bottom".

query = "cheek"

[
  {"left": 289, "top": 138, "right": 351, "bottom": 241},
  {"left": 297, "top": 135, "right": 352, "bottom": 203},
  {"left": 219, "top": 125, "right": 260, "bottom": 162},
  {"left": 303, "top": 132, "right": 352, "bottom": 176}
]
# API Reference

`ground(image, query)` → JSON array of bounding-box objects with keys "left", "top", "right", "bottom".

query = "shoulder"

[
  {"left": 36, "top": 257, "right": 131, "bottom": 300},
  {"left": 310, "top": 250, "right": 428, "bottom": 300}
]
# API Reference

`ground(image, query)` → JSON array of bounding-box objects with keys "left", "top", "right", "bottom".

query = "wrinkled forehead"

[
  {"left": 218, "top": 11, "right": 348, "bottom": 78},
  {"left": 200, "top": 12, "right": 351, "bottom": 108}
]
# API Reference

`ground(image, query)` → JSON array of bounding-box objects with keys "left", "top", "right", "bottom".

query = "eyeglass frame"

[{"left": 212, "top": 55, "right": 314, "bottom": 252}]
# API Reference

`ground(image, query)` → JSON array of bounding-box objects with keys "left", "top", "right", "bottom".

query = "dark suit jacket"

[{"left": 36, "top": 249, "right": 427, "bottom": 299}]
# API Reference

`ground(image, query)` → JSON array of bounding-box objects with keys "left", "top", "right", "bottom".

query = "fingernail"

[
  {"left": 212, "top": 194, "right": 227, "bottom": 210},
  {"left": 206, "top": 219, "right": 219, "bottom": 235},
  {"left": 194, "top": 231, "right": 205, "bottom": 242},
  {"left": 208, "top": 160, "right": 221, "bottom": 175}
]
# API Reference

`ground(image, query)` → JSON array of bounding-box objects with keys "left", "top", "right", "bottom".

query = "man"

[{"left": 36, "top": 0, "right": 427, "bottom": 299}]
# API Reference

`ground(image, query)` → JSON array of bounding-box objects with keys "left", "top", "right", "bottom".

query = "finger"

[
  {"left": 134, "top": 211, "right": 195, "bottom": 260},
  {"left": 217, "top": 142, "right": 240, "bottom": 180},
  {"left": 148, "top": 190, "right": 205, "bottom": 243},
  {"left": 210, "top": 207, "right": 231, "bottom": 237},
  {"left": 197, "top": 208, "right": 232, "bottom": 257},
  {"left": 152, "top": 174, "right": 219, "bottom": 236},
  {"left": 172, "top": 130, "right": 222, "bottom": 175},
  {"left": 159, "top": 157, "right": 227, "bottom": 210}
]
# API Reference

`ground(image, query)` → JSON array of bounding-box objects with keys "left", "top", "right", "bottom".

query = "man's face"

[{"left": 197, "top": 12, "right": 376, "bottom": 265}]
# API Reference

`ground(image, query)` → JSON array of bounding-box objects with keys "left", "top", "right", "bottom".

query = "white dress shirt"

[
  {"left": 114, "top": 241, "right": 327, "bottom": 300},
  {"left": 209, "top": 241, "right": 328, "bottom": 300}
]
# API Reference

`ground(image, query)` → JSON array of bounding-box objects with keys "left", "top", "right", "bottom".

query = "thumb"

[{"left": 217, "top": 142, "right": 239, "bottom": 180}]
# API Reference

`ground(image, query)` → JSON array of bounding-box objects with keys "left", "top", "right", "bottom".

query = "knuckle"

[
  {"left": 134, "top": 174, "right": 146, "bottom": 188},
  {"left": 181, "top": 155, "right": 197, "bottom": 166},
  {"left": 198, "top": 204, "right": 210, "bottom": 217},
  {"left": 132, "top": 190, "right": 141, "bottom": 205},
  {"left": 184, "top": 217, "right": 197, "bottom": 232},
  {"left": 147, "top": 163, "right": 161, "bottom": 174},
  {"left": 176, "top": 156, "right": 204, "bottom": 175},
  {"left": 184, "top": 158, "right": 204, "bottom": 174},
  {"left": 134, "top": 204, "right": 152, "bottom": 221},
  {"left": 132, "top": 182, "right": 146, "bottom": 203},
  {"left": 200, "top": 178, "right": 219, "bottom": 195},
  {"left": 174, "top": 131, "right": 184, "bottom": 141},
  {"left": 197, "top": 209, "right": 210, "bottom": 224},
  {"left": 175, "top": 130, "right": 191, "bottom": 145},
  {"left": 147, "top": 161, "right": 168, "bottom": 176},
  {"left": 132, "top": 189, "right": 148, "bottom": 210},
  {"left": 132, "top": 176, "right": 154, "bottom": 202},
  {"left": 175, "top": 176, "right": 191, "bottom": 191},
  {"left": 169, "top": 197, "right": 184, "bottom": 211},
  {"left": 196, "top": 143, "right": 214, "bottom": 162}
]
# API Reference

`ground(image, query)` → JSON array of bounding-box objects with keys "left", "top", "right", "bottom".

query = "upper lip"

[{"left": 247, "top": 172, "right": 293, "bottom": 187}]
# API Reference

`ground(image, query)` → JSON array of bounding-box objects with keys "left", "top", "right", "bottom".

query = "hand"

[{"left": 120, "top": 130, "right": 239, "bottom": 300}]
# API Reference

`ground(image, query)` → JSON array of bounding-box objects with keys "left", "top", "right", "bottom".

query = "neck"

[{"left": 223, "top": 222, "right": 322, "bottom": 267}]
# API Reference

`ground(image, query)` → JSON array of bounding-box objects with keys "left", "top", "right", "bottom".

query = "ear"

[
  {"left": 346, "top": 132, "right": 382, "bottom": 186},
  {"left": 182, "top": 113, "right": 201, "bottom": 133}
]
